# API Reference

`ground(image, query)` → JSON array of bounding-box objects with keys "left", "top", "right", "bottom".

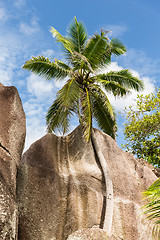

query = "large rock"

[
  {"left": 17, "top": 126, "right": 105, "bottom": 240},
  {"left": 17, "top": 126, "right": 157, "bottom": 240},
  {"left": 0, "top": 83, "right": 26, "bottom": 239},
  {"left": 67, "top": 228, "right": 108, "bottom": 240},
  {"left": 91, "top": 129, "right": 157, "bottom": 239}
]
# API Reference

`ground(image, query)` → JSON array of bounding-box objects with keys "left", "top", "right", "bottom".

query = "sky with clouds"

[{"left": 0, "top": 0, "right": 159, "bottom": 151}]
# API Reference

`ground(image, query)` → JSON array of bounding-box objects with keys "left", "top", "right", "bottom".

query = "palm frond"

[
  {"left": 110, "top": 38, "right": 126, "bottom": 56},
  {"left": 84, "top": 30, "right": 110, "bottom": 70},
  {"left": 50, "top": 27, "right": 72, "bottom": 51},
  {"left": 90, "top": 84, "right": 116, "bottom": 139},
  {"left": 23, "top": 56, "right": 71, "bottom": 80},
  {"left": 67, "top": 16, "right": 87, "bottom": 53},
  {"left": 50, "top": 27, "right": 73, "bottom": 60},
  {"left": 142, "top": 179, "right": 160, "bottom": 239},
  {"left": 96, "top": 78, "right": 130, "bottom": 97},
  {"left": 46, "top": 99, "right": 64, "bottom": 133},
  {"left": 46, "top": 78, "right": 81, "bottom": 134},
  {"left": 81, "top": 87, "right": 92, "bottom": 142},
  {"left": 55, "top": 59, "right": 71, "bottom": 70},
  {"left": 72, "top": 51, "right": 93, "bottom": 72},
  {"left": 96, "top": 69, "right": 144, "bottom": 92}
]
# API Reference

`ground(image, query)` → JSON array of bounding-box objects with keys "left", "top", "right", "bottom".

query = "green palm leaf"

[
  {"left": 90, "top": 85, "right": 116, "bottom": 139},
  {"left": 67, "top": 16, "right": 87, "bottom": 53},
  {"left": 96, "top": 69, "right": 144, "bottom": 92},
  {"left": 72, "top": 51, "right": 93, "bottom": 72},
  {"left": 84, "top": 30, "right": 110, "bottom": 70},
  {"left": 50, "top": 27, "right": 73, "bottom": 60},
  {"left": 46, "top": 78, "right": 81, "bottom": 134},
  {"left": 143, "top": 179, "right": 160, "bottom": 239},
  {"left": 96, "top": 78, "right": 130, "bottom": 97},
  {"left": 97, "top": 38, "right": 127, "bottom": 67},
  {"left": 55, "top": 59, "right": 71, "bottom": 70},
  {"left": 23, "top": 56, "right": 71, "bottom": 80},
  {"left": 110, "top": 38, "right": 126, "bottom": 56},
  {"left": 46, "top": 99, "right": 64, "bottom": 133}
]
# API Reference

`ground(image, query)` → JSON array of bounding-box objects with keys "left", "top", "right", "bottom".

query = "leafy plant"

[
  {"left": 23, "top": 17, "right": 144, "bottom": 141},
  {"left": 122, "top": 88, "right": 160, "bottom": 166},
  {"left": 143, "top": 178, "right": 160, "bottom": 239}
]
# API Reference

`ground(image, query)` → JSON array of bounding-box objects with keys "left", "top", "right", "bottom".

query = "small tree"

[{"left": 122, "top": 88, "right": 160, "bottom": 166}]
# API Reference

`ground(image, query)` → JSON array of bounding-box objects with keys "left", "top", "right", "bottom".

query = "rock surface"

[
  {"left": 17, "top": 126, "right": 105, "bottom": 240},
  {"left": 0, "top": 83, "right": 26, "bottom": 240},
  {"left": 17, "top": 126, "right": 157, "bottom": 240},
  {"left": 67, "top": 228, "right": 108, "bottom": 240},
  {"left": 92, "top": 129, "right": 157, "bottom": 239}
]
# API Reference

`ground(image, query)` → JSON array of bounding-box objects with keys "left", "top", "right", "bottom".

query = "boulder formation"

[
  {"left": 17, "top": 126, "right": 157, "bottom": 240},
  {"left": 0, "top": 83, "right": 26, "bottom": 239},
  {"left": 0, "top": 83, "right": 158, "bottom": 240},
  {"left": 17, "top": 127, "right": 106, "bottom": 240}
]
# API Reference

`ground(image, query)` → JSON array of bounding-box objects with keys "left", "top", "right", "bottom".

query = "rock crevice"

[{"left": 0, "top": 142, "right": 11, "bottom": 155}]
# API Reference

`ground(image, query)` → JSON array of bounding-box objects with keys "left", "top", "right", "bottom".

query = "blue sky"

[{"left": 0, "top": 0, "right": 159, "bottom": 151}]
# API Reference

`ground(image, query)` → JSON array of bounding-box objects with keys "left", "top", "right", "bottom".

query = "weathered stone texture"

[
  {"left": 17, "top": 126, "right": 105, "bottom": 240},
  {"left": 92, "top": 128, "right": 157, "bottom": 240},
  {"left": 67, "top": 228, "right": 108, "bottom": 240},
  {"left": 17, "top": 126, "right": 157, "bottom": 240},
  {"left": 0, "top": 83, "right": 26, "bottom": 239}
]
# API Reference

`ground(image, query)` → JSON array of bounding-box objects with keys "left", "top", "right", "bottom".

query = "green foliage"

[
  {"left": 122, "top": 88, "right": 160, "bottom": 166},
  {"left": 143, "top": 178, "right": 160, "bottom": 239},
  {"left": 23, "top": 17, "right": 144, "bottom": 142}
]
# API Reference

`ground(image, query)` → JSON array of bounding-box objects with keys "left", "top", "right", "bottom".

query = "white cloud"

[
  {"left": 24, "top": 118, "right": 46, "bottom": 151},
  {"left": 42, "top": 49, "right": 55, "bottom": 59},
  {"left": 23, "top": 73, "right": 57, "bottom": 151},
  {"left": 54, "top": 78, "right": 67, "bottom": 88},
  {"left": 106, "top": 24, "right": 128, "bottom": 37},
  {"left": 0, "top": 45, "right": 17, "bottom": 85},
  {"left": 0, "top": 7, "right": 8, "bottom": 22},
  {"left": 0, "top": 69, "right": 13, "bottom": 85},
  {"left": 101, "top": 62, "right": 123, "bottom": 73},
  {"left": 26, "top": 74, "right": 55, "bottom": 98},
  {"left": 20, "top": 18, "right": 40, "bottom": 35},
  {"left": 121, "top": 49, "right": 160, "bottom": 78},
  {"left": 14, "top": 0, "right": 26, "bottom": 8},
  {"left": 102, "top": 62, "right": 156, "bottom": 111},
  {"left": 23, "top": 97, "right": 51, "bottom": 151}
]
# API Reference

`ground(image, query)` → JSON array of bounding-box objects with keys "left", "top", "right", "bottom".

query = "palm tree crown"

[{"left": 23, "top": 17, "right": 144, "bottom": 141}]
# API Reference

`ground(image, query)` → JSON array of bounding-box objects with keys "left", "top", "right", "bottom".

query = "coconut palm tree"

[
  {"left": 143, "top": 179, "right": 160, "bottom": 239},
  {"left": 23, "top": 17, "right": 144, "bottom": 142}
]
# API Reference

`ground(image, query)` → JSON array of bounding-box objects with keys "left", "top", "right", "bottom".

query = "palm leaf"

[
  {"left": 96, "top": 69, "right": 144, "bottom": 92},
  {"left": 110, "top": 38, "right": 126, "bottom": 56},
  {"left": 55, "top": 59, "right": 71, "bottom": 70},
  {"left": 81, "top": 87, "right": 92, "bottom": 142},
  {"left": 90, "top": 84, "right": 116, "bottom": 139},
  {"left": 84, "top": 30, "right": 109, "bottom": 70},
  {"left": 46, "top": 99, "right": 64, "bottom": 133},
  {"left": 46, "top": 78, "right": 81, "bottom": 134},
  {"left": 95, "top": 37, "right": 127, "bottom": 68},
  {"left": 50, "top": 27, "right": 73, "bottom": 60},
  {"left": 96, "top": 78, "right": 130, "bottom": 97},
  {"left": 72, "top": 51, "right": 93, "bottom": 72},
  {"left": 23, "top": 56, "right": 70, "bottom": 80},
  {"left": 142, "top": 179, "right": 160, "bottom": 239},
  {"left": 67, "top": 16, "right": 87, "bottom": 53}
]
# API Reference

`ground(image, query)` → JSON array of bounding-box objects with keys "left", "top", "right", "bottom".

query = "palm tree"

[
  {"left": 23, "top": 17, "right": 144, "bottom": 142},
  {"left": 143, "top": 179, "right": 160, "bottom": 239}
]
